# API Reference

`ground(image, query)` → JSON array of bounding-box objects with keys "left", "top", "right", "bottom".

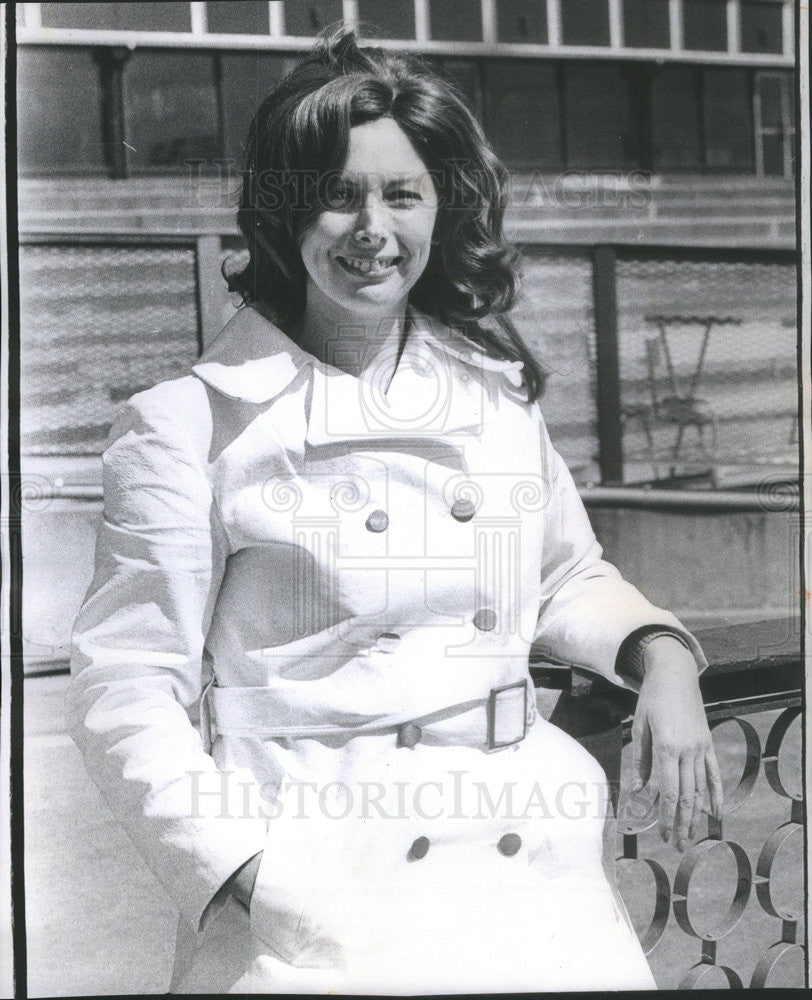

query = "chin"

[{"left": 345, "top": 283, "right": 410, "bottom": 311}]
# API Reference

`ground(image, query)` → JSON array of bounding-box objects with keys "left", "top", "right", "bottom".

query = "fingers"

[
  {"left": 654, "top": 747, "right": 679, "bottom": 843},
  {"left": 635, "top": 701, "right": 724, "bottom": 852},
  {"left": 658, "top": 743, "right": 724, "bottom": 851},
  {"left": 689, "top": 753, "right": 706, "bottom": 839},
  {"left": 631, "top": 715, "right": 653, "bottom": 793},
  {"left": 674, "top": 754, "right": 696, "bottom": 852},
  {"left": 654, "top": 746, "right": 705, "bottom": 850},
  {"left": 705, "top": 743, "right": 725, "bottom": 820}
]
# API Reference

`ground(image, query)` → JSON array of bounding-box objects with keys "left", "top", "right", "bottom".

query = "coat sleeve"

[
  {"left": 66, "top": 385, "right": 268, "bottom": 931},
  {"left": 531, "top": 407, "right": 707, "bottom": 691}
]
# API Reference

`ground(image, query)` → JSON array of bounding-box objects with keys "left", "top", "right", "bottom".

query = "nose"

[{"left": 353, "top": 193, "right": 387, "bottom": 246}]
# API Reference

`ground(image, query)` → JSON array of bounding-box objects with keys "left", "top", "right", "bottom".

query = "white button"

[
  {"left": 473, "top": 608, "right": 497, "bottom": 631},
  {"left": 366, "top": 509, "right": 389, "bottom": 532},
  {"left": 376, "top": 632, "right": 401, "bottom": 653}
]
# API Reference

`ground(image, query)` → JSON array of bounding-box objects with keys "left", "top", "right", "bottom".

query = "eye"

[
  {"left": 387, "top": 187, "right": 423, "bottom": 205},
  {"left": 324, "top": 180, "right": 360, "bottom": 210}
]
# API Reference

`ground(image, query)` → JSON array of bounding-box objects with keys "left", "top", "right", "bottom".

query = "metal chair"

[{"left": 622, "top": 314, "right": 742, "bottom": 477}]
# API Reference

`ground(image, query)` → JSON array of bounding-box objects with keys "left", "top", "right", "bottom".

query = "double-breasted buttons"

[
  {"left": 498, "top": 833, "right": 522, "bottom": 857},
  {"left": 408, "top": 836, "right": 430, "bottom": 861},
  {"left": 397, "top": 723, "right": 422, "bottom": 749},
  {"left": 450, "top": 497, "right": 476, "bottom": 522},
  {"left": 473, "top": 608, "right": 497, "bottom": 632},
  {"left": 376, "top": 632, "right": 401, "bottom": 653},
  {"left": 367, "top": 509, "right": 389, "bottom": 532},
  {"left": 365, "top": 509, "right": 389, "bottom": 532}
]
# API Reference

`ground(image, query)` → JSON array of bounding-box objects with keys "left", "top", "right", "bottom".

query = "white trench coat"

[{"left": 69, "top": 306, "right": 704, "bottom": 994}]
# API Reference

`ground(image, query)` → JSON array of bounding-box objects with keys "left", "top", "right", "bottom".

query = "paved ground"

[
  {"left": 22, "top": 673, "right": 805, "bottom": 996},
  {"left": 24, "top": 674, "right": 176, "bottom": 997}
]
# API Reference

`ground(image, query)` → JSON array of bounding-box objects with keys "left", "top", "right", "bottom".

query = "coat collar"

[
  {"left": 192, "top": 307, "right": 313, "bottom": 405},
  {"left": 192, "top": 306, "right": 525, "bottom": 443}
]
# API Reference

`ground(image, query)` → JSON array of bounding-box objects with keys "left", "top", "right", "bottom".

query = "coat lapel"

[
  {"left": 192, "top": 307, "right": 314, "bottom": 405},
  {"left": 192, "top": 306, "right": 523, "bottom": 449}
]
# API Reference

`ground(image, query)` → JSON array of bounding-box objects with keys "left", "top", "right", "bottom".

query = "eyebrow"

[{"left": 336, "top": 171, "right": 429, "bottom": 184}]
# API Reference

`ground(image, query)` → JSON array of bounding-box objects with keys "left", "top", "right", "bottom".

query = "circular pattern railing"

[{"left": 616, "top": 705, "right": 804, "bottom": 989}]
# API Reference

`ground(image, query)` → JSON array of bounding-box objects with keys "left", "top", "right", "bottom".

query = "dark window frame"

[
  {"left": 682, "top": 0, "right": 729, "bottom": 52},
  {"left": 740, "top": 0, "right": 785, "bottom": 54},
  {"left": 16, "top": 45, "right": 795, "bottom": 180},
  {"left": 39, "top": 2, "right": 193, "bottom": 32},
  {"left": 622, "top": 0, "right": 671, "bottom": 50},
  {"left": 19, "top": 44, "right": 314, "bottom": 179},
  {"left": 495, "top": 0, "right": 549, "bottom": 44},
  {"left": 560, "top": 60, "right": 649, "bottom": 172},
  {"left": 16, "top": 45, "right": 115, "bottom": 178},
  {"left": 120, "top": 48, "right": 225, "bottom": 177},
  {"left": 699, "top": 64, "right": 757, "bottom": 173},
  {"left": 205, "top": 0, "right": 272, "bottom": 36},
  {"left": 646, "top": 62, "right": 786, "bottom": 175},
  {"left": 559, "top": 0, "right": 612, "bottom": 47},
  {"left": 475, "top": 56, "right": 565, "bottom": 171}
]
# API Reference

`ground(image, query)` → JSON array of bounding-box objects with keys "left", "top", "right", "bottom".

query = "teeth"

[{"left": 341, "top": 257, "right": 396, "bottom": 274}]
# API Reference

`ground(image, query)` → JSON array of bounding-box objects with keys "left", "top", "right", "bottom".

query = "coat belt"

[{"left": 202, "top": 679, "right": 530, "bottom": 753}]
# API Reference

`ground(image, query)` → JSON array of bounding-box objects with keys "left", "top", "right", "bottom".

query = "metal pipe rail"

[{"left": 34, "top": 481, "right": 800, "bottom": 514}]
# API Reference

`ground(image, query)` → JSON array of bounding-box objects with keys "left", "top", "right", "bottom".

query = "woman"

[{"left": 69, "top": 29, "right": 722, "bottom": 994}]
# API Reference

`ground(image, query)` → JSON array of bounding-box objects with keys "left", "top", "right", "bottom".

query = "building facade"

[
  {"left": 15, "top": 1, "right": 799, "bottom": 668},
  {"left": 17, "top": 0, "right": 797, "bottom": 179}
]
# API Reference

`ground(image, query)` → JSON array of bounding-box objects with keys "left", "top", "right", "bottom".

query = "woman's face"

[{"left": 298, "top": 117, "right": 439, "bottom": 319}]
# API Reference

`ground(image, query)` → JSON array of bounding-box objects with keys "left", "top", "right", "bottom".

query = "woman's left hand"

[{"left": 630, "top": 636, "right": 724, "bottom": 851}]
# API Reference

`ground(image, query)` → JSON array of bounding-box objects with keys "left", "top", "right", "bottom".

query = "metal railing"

[
  {"left": 531, "top": 617, "right": 806, "bottom": 989},
  {"left": 617, "top": 701, "right": 803, "bottom": 989}
]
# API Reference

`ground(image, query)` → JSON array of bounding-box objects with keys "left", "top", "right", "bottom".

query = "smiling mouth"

[{"left": 336, "top": 255, "right": 402, "bottom": 275}]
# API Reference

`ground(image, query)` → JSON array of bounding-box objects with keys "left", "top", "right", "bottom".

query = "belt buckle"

[{"left": 487, "top": 679, "right": 528, "bottom": 751}]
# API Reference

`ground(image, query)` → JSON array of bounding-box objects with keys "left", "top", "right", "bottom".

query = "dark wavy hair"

[{"left": 226, "top": 26, "right": 546, "bottom": 401}]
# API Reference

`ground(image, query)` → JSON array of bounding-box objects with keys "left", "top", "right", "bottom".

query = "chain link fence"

[
  {"left": 514, "top": 247, "right": 797, "bottom": 487},
  {"left": 511, "top": 247, "right": 599, "bottom": 481},
  {"left": 19, "top": 239, "right": 798, "bottom": 491},
  {"left": 615, "top": 253, "right": 797, "bottom": 486},
  {"left": 20, "top": 242, "right": 200, "bottom": 455}
]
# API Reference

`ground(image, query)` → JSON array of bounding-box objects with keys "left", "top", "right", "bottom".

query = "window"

[
  {"left": 741, "top": 0, "right": 783, "bottom": 54},
  {"left": 429, "top": 0, "right": 483, "bottom": 41},
  {"left": 17, "top": 47, "right": 106, "bottom": 175},
  {"left": 560, "top": 0, "right": 611, "bottom": 46},
  {"left": 651, "top": 66, "right": 702, "bottom": 169},
  {"left": 758, "top": 75, "right": 786, "bottom": 174},
  {"left": 220, "top": 53, "right": 292, "bottom": 169},
  {"left": 486, "top": 61, "right": 561, "bottom": 168},
  {"left": 39, "top": 2, "right": 191, "bottom": 31},
  {"left": 432, "top": 59, "right": 482, "bottom": 118},
  {"left": 284, "top": 0, "right": 343, "bottom": 35},
  {"left": 358, "top": 0, "right": 416, "bottom": 38},
  {"left": 754, "top": 71, "right": 793, "bottom": 176},
  {"left": 564, "top": 64, "right": 639, "bottom": 168},
  {"left": 702, "top": 68, "right": 754, "bottom": 169},
  {"left": 123, "top": 52, "right": 220, "bottom": 173},
  {"left": 206, "top": 1, "right": 271, "bottom": 35},
  {"left": 623, "top": 0, "right": 670, "bottom": 48},
  {"left": 683, "top": 0, "right": 728, "bottom": 51},
  {"left": 496, "top": 0, "right": 548, "bottom": 43}
]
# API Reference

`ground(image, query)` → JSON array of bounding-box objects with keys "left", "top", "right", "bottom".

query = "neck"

[{"left": 292, "top": 288, "right": 410, "bottom": 380}]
